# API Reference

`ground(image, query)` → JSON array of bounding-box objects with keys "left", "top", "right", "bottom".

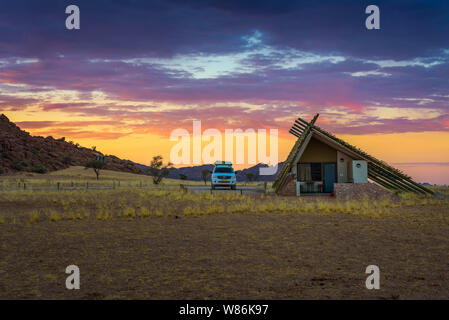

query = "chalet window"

[
  {"left": 298, "top": 164, "right": 311, "bottom": 181},
  {"left": 298, "top": 163, "right": 322, "bottom": 181},
  {"left": 311, "top": 163, "right": 322, "bottom": 181}
]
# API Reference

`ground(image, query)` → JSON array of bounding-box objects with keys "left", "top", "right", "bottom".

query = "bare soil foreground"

[{"left": 0, "top": 185, "right": 448, "bottom": 299}]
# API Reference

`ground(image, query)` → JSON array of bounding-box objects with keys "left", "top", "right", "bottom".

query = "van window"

[{"left": 214, "top": 167, "right": 234, "bottom": 173}]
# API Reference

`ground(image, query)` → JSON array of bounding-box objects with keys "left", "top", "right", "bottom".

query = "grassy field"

[
  {"left": 0, "top": 166, "right": 268, "bottom": 190},
  {"left": 0, "top": 168, "right": 448, "bottom": 299},
  {"left": 0, "top": 166, "right": 205, "bottom": 189}
]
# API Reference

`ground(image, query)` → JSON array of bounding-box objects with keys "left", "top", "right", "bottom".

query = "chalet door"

[{"left": 323, "top": 163, "right": 336, "bottom": 193}]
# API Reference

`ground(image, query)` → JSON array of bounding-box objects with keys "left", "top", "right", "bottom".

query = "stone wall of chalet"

[
  {"left": 334, "top": 182, "right": 394, "bottom": 199},
  {"left": 278, "top": 174, "right": 296, "bottom": 196}
]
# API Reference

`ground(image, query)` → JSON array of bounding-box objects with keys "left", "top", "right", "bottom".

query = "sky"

[{"left": 0, "top": 0, "right": 448, "bottom": 184}]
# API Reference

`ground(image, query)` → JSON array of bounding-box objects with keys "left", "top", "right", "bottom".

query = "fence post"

[
  {"left": 57, "top": 182, "right": 60, "bottom": 191},
  {"left": 86, "top": 182, "right": 89, "bottom": 190}
]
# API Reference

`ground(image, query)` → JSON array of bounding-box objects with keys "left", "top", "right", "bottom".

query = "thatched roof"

[{"left": 273, "top": 114, "right": 433, "bottom": 195}]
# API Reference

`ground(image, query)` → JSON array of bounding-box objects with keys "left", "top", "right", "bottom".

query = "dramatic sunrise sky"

[{"left": 0, "top": 0, "right": 448, "bottom": 183}]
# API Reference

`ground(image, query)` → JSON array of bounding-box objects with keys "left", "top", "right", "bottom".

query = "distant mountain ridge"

[
  {"left": 0, "top": 114, "right": 143, "bottom": 175},
  {"left": 235, "top": 162, "right": 284, "bottom": 182},
  {"left": 136, "top": 162, "right": 284, "bottom": 182}
]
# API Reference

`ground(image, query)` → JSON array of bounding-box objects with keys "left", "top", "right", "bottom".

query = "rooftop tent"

[{"left": 273, "top": 114, "right": 434, "bottom": 196}]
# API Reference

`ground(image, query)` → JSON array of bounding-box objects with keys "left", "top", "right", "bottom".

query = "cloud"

[
  {"left": 1, "top": 1, "right": 448, "bottom": 60},
  {"left": 15, "top": 120, "right": 122, "bottom": 129},
  {"left": 346, "top": 70, "right": 392, "bottom": 77},
  {"left": 30, "top": 128, "right": 129, "bottom": 140},
  {"left": 0, "top": 0, "right": 448, "bottom": 142},
  {"left": 323, "top": 114, "right": 449, "bottom": 135},
  {"left": 0, "top": 94, "right": 38, "bottom": 111}
]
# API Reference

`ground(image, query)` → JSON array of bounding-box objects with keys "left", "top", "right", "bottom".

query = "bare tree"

[{"left": 201, "top": 169, "right": 210, "bottom": 185}]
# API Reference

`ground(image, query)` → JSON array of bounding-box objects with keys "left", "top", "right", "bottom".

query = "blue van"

[{"left": 211, "top": 161, "right": 236, "bottom": 190}]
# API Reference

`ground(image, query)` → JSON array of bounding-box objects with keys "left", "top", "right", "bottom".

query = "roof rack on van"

[{"left": 214, "top": 161, "right": 232, "bottom": 166}]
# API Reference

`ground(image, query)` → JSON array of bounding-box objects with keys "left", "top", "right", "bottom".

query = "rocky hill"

[{"left": 0, "top": 114, "right": 143, "bottom": 175}]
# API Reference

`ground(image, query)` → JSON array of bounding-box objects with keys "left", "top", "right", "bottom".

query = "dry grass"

[
  {"left": 0, "top": 166, "right": 272, "bottom": 189},
  {"left": 0, "top": 169, "right": 448, "bottom": 299},
  {"left": 0, "top": 185, "right": 447, "bottom": 224},
  {"left": 0, "top": 166, "right": 206, "bottom": 190},
  {"left": 0, "top": 190, "right": 447, "bottom": 299}
]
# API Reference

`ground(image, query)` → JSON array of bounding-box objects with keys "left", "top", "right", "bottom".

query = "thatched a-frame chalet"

[{"left": 273, "top": 114, "right": 433, "bottom": 197}]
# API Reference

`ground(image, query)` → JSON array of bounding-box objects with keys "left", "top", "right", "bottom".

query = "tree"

[
  {"left": 32, "top": 166, "right": 48, "bottom": 174},
  {"left": 245, "top": 172, "right": 255, "bottom": 182},
  {"left": 147, "top": 155, "right": 173, "bottom": 185},
  {"left": 85, "top": 160, "right": 106, "bottom": 180},
  {"left": 201, "top": 169, "right": 210, "bottom": 185},
  {"left": 179, "top": 174, "right": 187, "bottom": 180},
  {"left": 63, "top": 156, "right": 73, "bottom": 165}
]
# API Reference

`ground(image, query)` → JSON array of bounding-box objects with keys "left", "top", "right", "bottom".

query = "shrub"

[
  {"left": 29, "top": 211, "right": 40, "bottom": 223},
  {"left": 32, "top": 166, "right": 48, "bottom": 174},
  {"left": 13, "top": 162, "right": 24, "bottom": 171},
  {"left": 122, "top": 207, "right": 136, "bottom": 219},
  {"left": 50, "top": 211, "right": 62, "bottom": 222},
  {"left": 245, "top": 172, "right": 255, "bottom": 182},
  {"left": 63, "top": 156, "right": 73, "bottom": 165}
]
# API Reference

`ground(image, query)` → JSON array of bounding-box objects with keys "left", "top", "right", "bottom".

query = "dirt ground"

[{"left": 0, "top": 200, "right": 448, "bottom": 300}]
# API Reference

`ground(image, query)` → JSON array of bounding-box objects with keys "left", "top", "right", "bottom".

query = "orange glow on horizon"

[{"left": 3, "top": 111, "right": 449, "bottom": 184}]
